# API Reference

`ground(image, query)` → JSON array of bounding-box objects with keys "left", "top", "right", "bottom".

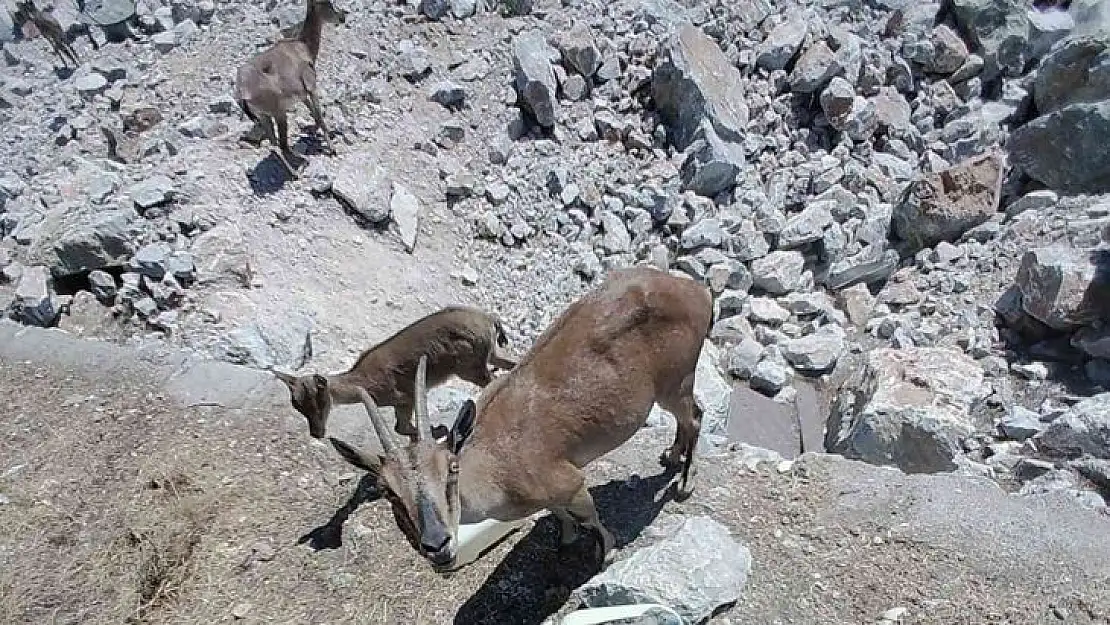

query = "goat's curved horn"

[
  {"left": 357, "top": 389, "right": 398, "bottom": 458},
  {"left": 413, "top": 355, "right": 429, "bottom": 441}
]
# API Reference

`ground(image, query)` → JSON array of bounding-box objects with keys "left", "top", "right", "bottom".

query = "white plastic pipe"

[{"left": 446, "top": 517, "right": 529, "bottom": 570}]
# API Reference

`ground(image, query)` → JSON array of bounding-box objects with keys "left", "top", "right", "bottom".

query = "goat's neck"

[
  {"left": 298, "top": 3, "right": 326, "bottom": 62},
  {"left": 455, "top": 446, "right": 501, "bottom": 524},
  {"left": 322, "top": 373, "right": 367, "bottom": 404}
]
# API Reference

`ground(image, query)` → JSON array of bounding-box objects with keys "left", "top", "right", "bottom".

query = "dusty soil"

[{"left": 2, "top": 330, "right": 1109, "bottom": 625}]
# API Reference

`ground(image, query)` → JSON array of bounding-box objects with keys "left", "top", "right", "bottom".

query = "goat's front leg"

[{"left": 565, "top": 482, "right": 615, "bottom": 567}]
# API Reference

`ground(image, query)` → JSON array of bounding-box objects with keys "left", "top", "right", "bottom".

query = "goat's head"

[
  {"left": 273, "top": 370, "right": 332, "bottom": 439},
  {"left": 310, "top": 0, "right": 347, "bottom": 24},
  {"left": 329, "top": 356, "right": 476, "bottom": 572}
]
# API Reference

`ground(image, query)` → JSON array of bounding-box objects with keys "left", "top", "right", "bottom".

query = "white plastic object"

[
  {"left": 558, "top": 604, "right": 683, "bottom": 625},
  {"left": 447, "top": 517, "right": 528, "bottom": 570}
]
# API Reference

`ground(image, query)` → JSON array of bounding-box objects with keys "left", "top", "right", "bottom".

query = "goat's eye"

[{"left": 448, "top": 461, "right": 459, "bottom": 475}]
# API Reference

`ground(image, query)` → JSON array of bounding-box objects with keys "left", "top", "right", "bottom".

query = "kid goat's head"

[{"left": 329, "top": 356, "right": 476, "bottom": 572}]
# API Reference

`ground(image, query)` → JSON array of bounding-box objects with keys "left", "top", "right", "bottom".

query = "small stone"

[
  {"left": 231, "top": 602, "right": 252, "bottom": 619},
  {"left": 9, "top": 266, "right": 59, "bottom": 327},
  {"left": 727, "top": 338, "right": 765, "bottom": 380},
  {"left": 512, "top": 30, "right": 560, "bottom": 128},
  {"left": 152, "top": 30, "right": 178, "bottom": 52},
  {"left": 486, "top": 182, "right": 511, "bottom": 205},
  {"left": 75, "top": 73, "right": 109, "bottom": 97},
  {"left": 680, "top": 218, "right": 728, "bottom": 250},
  {"left": 748, "top": 297, "right": 791, "bottom": 325},
  {"left": 430, "top": 81, "right": 467, "bottom": 109},
  {"left": 751, "top": 251, "right": 806, "bottom": 295},
  {"left": 129, "top": 175, "right": 176, "bottom": 212},
  {"left": 1005, "top": 189, "right": 1058, "bottom": 217},
  {"left": 782, "top": 327, "right": 846, "bottom": 372},
  {"left": 129, "top": 242, "right": 171, "bottom": 279},
  {"left": 1000, "top": 406, "right": 1044, "bottom": 441},
  {"left": 88, "top": 270, "right": 117, "bottom": 302},
  {"left": 599, "top": 211, "right": 632, "bottom": 254},
  {"left": 390, "top": 183, "right": 421, "bottom": 253},
  {"left": 751, "top": 360, "right": 791, "bottom": 395},
  {"left": 756, "top": 18, "right": 807, "bottom": 71}
]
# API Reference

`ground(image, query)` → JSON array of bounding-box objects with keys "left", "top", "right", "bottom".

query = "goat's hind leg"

[{"left": 658, "top": 372, "right": 701, "bottom": 501}]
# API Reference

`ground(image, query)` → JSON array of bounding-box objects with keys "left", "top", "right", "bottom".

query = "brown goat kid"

[
  {"left": 14, "top": 1, "right": 80, "bottom": 67},
  {"left": 274, "top": 306, "right": 517, "bottom": 440},
  {"left": 233, "top": 0, "right": 346, "bottom": 177},
  {"left": 329, "top": 267, "right": 713, "bottom": 572}
]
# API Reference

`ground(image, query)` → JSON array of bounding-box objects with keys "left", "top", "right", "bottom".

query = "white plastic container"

[
  {"left": 559, "top": 604, "right": 683, "bottom": 625},
  {"left": 447, "top": 517, "right": 529, "bottom": 570}
]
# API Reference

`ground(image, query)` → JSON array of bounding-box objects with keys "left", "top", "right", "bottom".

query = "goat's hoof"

[
  {"left": 673, "top": 483, "right": 694, "bottom": 502},
  {"left": 659, "top": 450, "right": 680, "bottom": 468}
]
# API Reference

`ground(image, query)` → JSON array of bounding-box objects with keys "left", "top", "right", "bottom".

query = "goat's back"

[
  {"left": 351, "top": 306, "right": 502, "bottom": 395},
  {"left": 471, "top": 267, "right": 712, "bottom": 468}
]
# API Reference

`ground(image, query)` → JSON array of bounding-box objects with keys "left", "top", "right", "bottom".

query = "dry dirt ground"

[{"left": 2, "top": 322, "right": 1110, "bottom": 625}]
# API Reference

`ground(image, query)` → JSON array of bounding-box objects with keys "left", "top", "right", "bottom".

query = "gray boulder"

[
  {"left": 783, "top": 326, "right": 846, "bottom": 372},
  {"left": 51, "top": 209, "right": 140, "bottom": 277},
  {"left": 820, "top": 77, "right": 878, "bottom": 140},
  {"left": 827, "top": 347, "right": 988, "bottom": 473},
  {"left": 129, "top": 174, "right": 176, "bottom": 212},
  {"left": 9, "top": 266, "right": 60, "bottom": 327},
  {"left": 129, "top": 242, "right": 172, "bottom": 279},
  {"left": 652, "top": 24, "right": 748, "bottom": 150},
  {"left": 573, "top": 515, "right": 751, "bottom": 625},
  {"left": 190, "top": 224, "right": 252, "bottom": 287},
  {"left": 1014, "top": 246, "right": 1109, "bottom": 330},
  {"left": 1033, "top": 36, "right": 1110, "bottom": 115},
  {"left": 557, "top": 23, "right": 602, "bottom": 77},
  {"left": 947, "top": 0, "right": 1032, "bottom": 77},
  {"left": 790, "top": 40, "right": 842, "bottom": 93},
  {"left": 1037, "top": 393, "right": 1110, "bottom": 459},
  {"left": 330, "top": 154, "right": 393, "bottom": 223},
  {"left": 1008, "top": 101, "right": 1110, "bottom": 193},
  {"left": 752, "top": 250, "right": 806, "bottom": 295},
  {"left": 222, "top": 313, "right": 314, "bottom": 370},
  {"left": 513, "top": 30, "right": 560, "bottom": 128},
  {"left": 390, "top": 183, "right": 420, "bottom": 253},
  {"left": 892, "top": 152, "right": 1003, "bottom": 253},
  {"left": 756, "top": 18, "right": 808, "bottom": 71},
  {"left": 679, "top": 127, "right": 744, "bottom": 197},
  {"left": 779, "top": 203, "right": 834, "bottom": 249}
]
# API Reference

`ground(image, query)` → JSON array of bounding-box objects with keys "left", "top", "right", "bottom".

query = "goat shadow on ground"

[
  {"left": 247, "top": 151, "right": 299, "bottom": 195},
  {"left": 297, "top": 473, "right": 382, "bottom": 551},
  {"left": 453, "top": 467, "right": 679, "bottom": 625}
]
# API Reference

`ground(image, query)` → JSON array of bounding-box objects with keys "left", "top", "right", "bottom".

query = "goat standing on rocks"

[
  {"left": 234, "top": 0, "right": 346, "bottom": 178},
  {"left": 13, "top": 1, "right": 80, "bottom": 68},
  {"left": 329, "top": 267, "right": 714, "bottom": 572},
  {"left": 273, "top": 306, "right": 517, "bottom": 440}
]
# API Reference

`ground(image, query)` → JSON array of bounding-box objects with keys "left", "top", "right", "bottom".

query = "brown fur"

[
  {"left": 233, "top": 0, "right": 346, "bottom": 178},
  {"left": 14, "top": 1, "right": 80, "bottom": 67},
  {"left": 330, "top": 267, "right": 714, "bottom": 572},
  {"left": 274, "top": 306, "right": 516, "bottom": 440}
]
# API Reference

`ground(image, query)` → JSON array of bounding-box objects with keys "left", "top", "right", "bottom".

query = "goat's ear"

[
  {"left": 312, "top": 374, "right": 328, "bottom": 392},
  {"left": 272, "top": 370, "right": 297, "bottom": 391},
  {"left": 449, "top": 400, "right": 476, "bottom": 454},
  {"left": 329, "top": 437, "right": 383, "bottom": 479}
]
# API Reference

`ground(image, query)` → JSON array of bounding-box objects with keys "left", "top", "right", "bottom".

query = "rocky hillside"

[{"left": 3, "top": 0, "right": 1110, "bottom": 619}]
